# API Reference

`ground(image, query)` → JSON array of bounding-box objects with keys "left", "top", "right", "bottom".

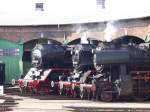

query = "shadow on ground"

[
  {"left": 4, "top": 86, "right": 80, "bottom": 101},
  {"left": 0, "top": 96, "right": 22, "bottom": 111},
  {"left": 4, "top": 85, "right": 150, "bottom": 102},
  {"left": 65, "top": 106, "right": 150, "bottom": 112}
]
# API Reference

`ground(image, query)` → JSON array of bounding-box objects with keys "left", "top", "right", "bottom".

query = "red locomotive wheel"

[
  {"left": 134, "top": 95, "right": 149, "bottom": 102},
  {"left": 19, "top": 87, "right": 24, "bottom": 94},
  {"left": 59, "top": 89, "right": 63, "bottom": 95},
  {"left": 65, "top": 88, "right": 70, "bottom": 96},
  {"left": 72, "top": 90, "right": 77, "bottom": 98},
  {"left": 80, "top": 88, "right": 90, "bottom": 100},
  {"left": 32, "top": 88, "right": 38, "bottom": 94},
  {"left": 79, "top": 85, "right": 85, "bottom": 99},
  {"left": 101, "top": 91, "right": 112, "bottom": 102},
  {"left": 80, "top": 90, "right": 84, "bottom": 99}
]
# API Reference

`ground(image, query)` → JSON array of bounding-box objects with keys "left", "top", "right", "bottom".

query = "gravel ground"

[{"left": 0, "top": 86, "right": 150, "bottom": 112}]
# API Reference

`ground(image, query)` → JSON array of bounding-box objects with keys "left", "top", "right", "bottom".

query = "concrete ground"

[{"left": 0, "top": 86, "right": 150, "bottom": 112}]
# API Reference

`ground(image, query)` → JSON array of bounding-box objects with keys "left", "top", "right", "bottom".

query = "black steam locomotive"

[
  {"left": 17, "top": 43, "right": 73, "bottom": 94},
  {"left": 17, "top": 36, "right": 150, "bottom": 101},
  {"left": 93, "top": 42, "right": 150, "bottom": 101}
]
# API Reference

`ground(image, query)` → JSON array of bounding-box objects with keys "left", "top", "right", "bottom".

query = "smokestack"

[
  {"left": 74, "top": 25, "right": 89, "bottom": 44},
  {"left": 124, "top": 28, "right": 128, "bottom": 35},
  {"left": 81, "top": 32, "right": 88, "bottom": 44},
  {"left": 104, "top": 21, "right": 116, "bottom": 42}
]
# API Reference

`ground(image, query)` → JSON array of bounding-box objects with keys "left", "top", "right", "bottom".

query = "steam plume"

[{"left": 104, "top": 21, "right": 116, "bottom": 42}]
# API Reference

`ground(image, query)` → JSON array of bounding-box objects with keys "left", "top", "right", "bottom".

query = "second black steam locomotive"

[
  {"left": 70, "top": 40, "right": 150, "bottom": 101},
  {"left": 93, "top": 42, "right": 150, "bottom": 101}
]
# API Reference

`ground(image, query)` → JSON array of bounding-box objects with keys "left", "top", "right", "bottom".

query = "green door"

[{"left": 0, "top": 39, "right": 23, "bottom": 84}]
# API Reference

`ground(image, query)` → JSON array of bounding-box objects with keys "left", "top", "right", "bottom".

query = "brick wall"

[
  {"left": 0, "top": 26, "right": 68, "bottom": 43},
  {"left": 67, "top": 18, "right": 150, "bottom": 42},
  {"left": 0, "top": 18, "right": 149, "bottom": 43}
]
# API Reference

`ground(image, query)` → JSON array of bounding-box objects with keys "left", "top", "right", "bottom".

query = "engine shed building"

[{"left": 0, "top": 16, "right": 150, "bottom": 84}]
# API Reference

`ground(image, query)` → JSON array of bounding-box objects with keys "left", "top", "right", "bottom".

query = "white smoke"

[
  {"left": 74, "top": 25, "right": 89, "bottom": 44},
  {"left": 75, "top": 25, "right": 83, "bottom": 34},
  {"left": 81, "top": 31, "right": 88, "bottom": 44},
  {"left": 104, "top": 21, "right": 116, "bottom": 42}
]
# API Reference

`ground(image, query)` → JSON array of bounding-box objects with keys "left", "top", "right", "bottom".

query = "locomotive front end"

[
  {"left": 32, "top": 48, "right": 42, "bottom": 68},
  {"left": 72, "top": 44, "right": 96, "bottom": 70}
]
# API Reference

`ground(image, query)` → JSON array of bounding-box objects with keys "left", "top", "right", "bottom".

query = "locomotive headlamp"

[
  {"left": 92, "top": 49, "right": 95, "bottom": 54},
  {"left": 32, "top": 49, "right": 42, "bottom": 67},
  {"left": 72, "top": 49, "right": 80, "bottom": 66},
  {"left": 75, "top": 50, "right": 79, "bottom": 54},
  {"left": 70, "top": 50, "right": 73, "bottom": 55},
  {"left": 96, "top": 46, "right": 102, "bottom": 51},
  {"left": 32, "top": 49, "right": 42, "bottom": 58}
]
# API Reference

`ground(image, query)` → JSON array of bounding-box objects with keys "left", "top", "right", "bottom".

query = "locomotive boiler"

[
  {"left": 93, "top": 43, "right": 150, "bottom": 101},
  {"left": 32, "top": 44, "right": 72, "bottom": 68}
]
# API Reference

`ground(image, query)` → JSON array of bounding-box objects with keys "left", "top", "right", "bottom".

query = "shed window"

[
  {"left": 96, "top": 0, "right": 105, "bottom": 9},
  {"left": 0, "top": 48, "right": 20, "bottom": 56},
  {"left": 35, "top": 3, "right": 44, "bottom": 11}
]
